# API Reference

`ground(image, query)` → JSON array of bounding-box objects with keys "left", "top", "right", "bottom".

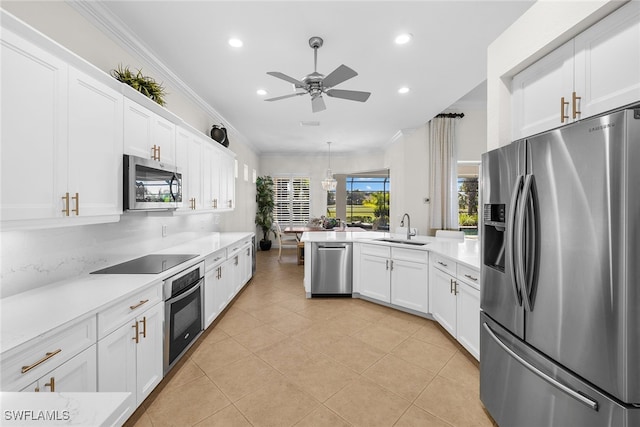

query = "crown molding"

[{"left": 66, "top": 0, "right": 257, "bottom": 152}]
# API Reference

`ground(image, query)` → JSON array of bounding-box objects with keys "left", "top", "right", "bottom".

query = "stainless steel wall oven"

[{"left": 163, "top": 261, "right": 204, "bottom": 374}]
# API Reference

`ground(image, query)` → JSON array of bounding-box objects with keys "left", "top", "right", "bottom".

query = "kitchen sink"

[{"left": 375, "top": 238, "right": 427, "bottom": 246}]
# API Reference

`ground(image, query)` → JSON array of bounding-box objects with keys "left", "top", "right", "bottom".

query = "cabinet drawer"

[
  {"left": 1, "top": 316, "right": 96, "bottom": 391},
  {"left": 360, "top": 243, "right": 390, "bottom": 258},
  {"left": 226, "top": 242, "right": 245, "bottom": 258},
  {"left": 392, "top": 247, "right": 428, "bottom": 264},
  {"left": 431, "top": 253, "right": 456, "bottom": 277},
  {"left": 457, "top": 264, "right": 480, "bottom": 291},
  {"left": 204, "top": 249, "right": 226, "bottom": 271},
  {"left": 97, "top": 282, "right": 162, "bottom": 339}
]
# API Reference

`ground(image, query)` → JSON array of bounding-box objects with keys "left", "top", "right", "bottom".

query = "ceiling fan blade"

[
  {"left": 311, "top": 95, "right": 326, "bottom": 113},
  {"left": 264, "top": 92, "right": 306, "bottom": 102},
  {"left": 266, "top": 71, "right": 306, "bottom": 88},
  {"left": 326, "top": 89, "right": 371, "bottom": 102},
  {"left": 322, "top": 64, "right": 358, "bottom": 89}
]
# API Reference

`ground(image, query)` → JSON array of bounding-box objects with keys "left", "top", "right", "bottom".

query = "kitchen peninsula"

[{"left": 301, "top": 231, "right": 481, "bottom": 359}]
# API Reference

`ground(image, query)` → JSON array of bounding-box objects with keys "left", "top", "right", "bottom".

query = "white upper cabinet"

[
  {"left": 1, "top": 28, "right": 68, "bottom": 222},
  {"left": 1, "top": 28, "right": 122, "bottom": 228},
  {"left": 123, "top": 97, "right": 176, "bottom": 165},
  {"left": 68, "top": 67, "right": 123, "bottom": 218},
  {"left": 574, "top": 1, "right": 640, "bottom": 119},
  {"left": 176, "top": 125, "right": 236, "bottom": 214},
  {"left": 512, "top": 1, "right": 640, "bottom": 140}
]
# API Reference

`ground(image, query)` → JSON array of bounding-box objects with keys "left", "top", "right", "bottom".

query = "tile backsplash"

[{"left": 1, "top": 213, "right": 219, "bottom": 298}]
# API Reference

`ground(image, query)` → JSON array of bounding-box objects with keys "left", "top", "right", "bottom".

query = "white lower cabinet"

[
  {"left": 204, "top": 251, "right": 227, "bottom": 328},
  {"left": 429, "top": 254, "right": 480, "bottom": 360},
  {"left": 97, "top": 301, "right": 163, "bottom": 420},
  {"left": 20, "top": 345, "right": 97, "bottom": 393},
  {"left": 357, "top": 244, "right": 428, "bottom": 314}
]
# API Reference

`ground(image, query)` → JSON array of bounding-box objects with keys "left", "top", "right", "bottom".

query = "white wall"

[{"left": 487, "top": 0, "right": 625, "bottom": 150}]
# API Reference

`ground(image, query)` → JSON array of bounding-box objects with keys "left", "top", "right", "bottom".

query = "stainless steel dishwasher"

[{"left": 311, "top": 242, "right": 353, "bottom": 296}]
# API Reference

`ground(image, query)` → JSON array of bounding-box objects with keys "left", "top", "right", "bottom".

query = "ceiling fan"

[{"left": 265, "top": 36, "right": 371, "bottom": 113}]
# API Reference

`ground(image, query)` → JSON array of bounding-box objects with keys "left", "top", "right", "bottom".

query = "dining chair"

[{"left": 273, "top": 221, "right": 299, "bottom": 261}]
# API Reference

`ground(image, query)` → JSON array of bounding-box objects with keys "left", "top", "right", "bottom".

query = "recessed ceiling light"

[
  {"left": 300, "top": 121, "right": 320, "bottom": 127},
  {"left": 395, "top": 33, "right": 413, "bottom": 45},
  {"left": 398, "top": 87, "right": 410, "bottom": 94},
  {"left": 256, "top": 89, "right": 267, "bottom": 96},
  {"left": 228, "top": 38, "right": 243, "bottom": 48}
]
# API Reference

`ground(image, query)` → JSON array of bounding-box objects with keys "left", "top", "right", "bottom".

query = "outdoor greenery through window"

[
  {"left": 272, "top": 176, "right": 311, "bottom": 226},
  {"left": 458, "top": 163, "right": 479, "bottom": 236},
  {"left": 327, "top": 175, "right": 390, "bottom": 230}
]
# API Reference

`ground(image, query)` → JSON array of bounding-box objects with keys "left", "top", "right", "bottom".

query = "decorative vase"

[
  {"left": 259, "top": 240, "right": 272, "bottom": 251},
  {"left": 210, "top": 125, "right": 229, "bottom": 147}
]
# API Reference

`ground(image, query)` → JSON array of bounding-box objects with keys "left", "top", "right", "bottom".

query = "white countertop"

[
  {"left": 0, "top": 232, "right": 253, "bottom": 355},
  {"left": 0, "top": 392, "right": 130, "bottom": 426},
  {"left": 301, "top": 231, "right": 479, "bottom": 269}
]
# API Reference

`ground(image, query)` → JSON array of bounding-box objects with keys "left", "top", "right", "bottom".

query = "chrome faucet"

[{"left": 400, "top": 213, "right": 416, "bottom": 240}]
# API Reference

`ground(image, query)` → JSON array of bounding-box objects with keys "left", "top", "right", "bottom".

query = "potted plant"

[
  {"left": 255, "top": 176, "right": 275, "bottom": 251},
  {"left": 111, "top": 64, "right": 167, "bottom": 106}
]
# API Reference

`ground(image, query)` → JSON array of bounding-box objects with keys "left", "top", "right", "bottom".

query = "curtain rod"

[{"left": 435, "top": 112, "right": 464, "bottom": 118}]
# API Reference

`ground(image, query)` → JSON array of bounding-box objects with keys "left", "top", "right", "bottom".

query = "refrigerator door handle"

[
  {"left": 507, "top": 174, "right": 524, "bottom": 306},
  {"left": 518, "top": 174, "right": 536, "bottom": 312},
  {"left": 482, "top": 322, "right": 599, "bottom": 411}
]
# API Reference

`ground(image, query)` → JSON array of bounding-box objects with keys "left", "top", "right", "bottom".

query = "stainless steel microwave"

[{"left": 124, "top": 154, "right": 182, "bottom": 211}]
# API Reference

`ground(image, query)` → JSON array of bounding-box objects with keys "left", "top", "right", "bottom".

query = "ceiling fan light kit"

[{"left": 265, "top": 36, "right": 371, "bottom": 112}]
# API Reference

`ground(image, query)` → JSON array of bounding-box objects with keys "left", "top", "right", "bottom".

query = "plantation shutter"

[
  {"left": 272, "top": 175, "right": 310, "bottom": 226},
  {"left": 291, "top": 177, "right": 310, "bottom": 224}
]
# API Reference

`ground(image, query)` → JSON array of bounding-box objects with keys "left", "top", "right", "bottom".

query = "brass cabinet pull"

[
  {"left": 235, "top": 256, "right": 239, "bottom": 266},
  {"left": 140, "top": 317, "right": 147, "bottom": 339},
  {"left": 572, "top": 91, "right": 581, "bottom": 119},
  {"left": 21, "top": 349, "right": 62, "bottom": 374},
  {"left": 71, "top": 192, "right": 79, "bottom": 216},
  {"left": 44, "top": 376, "right": 55, "bottom": 392},
  {"left": 151, "top": 145, "right": 160, "bottom": 160},
  {"left": 61, "top": 193, "right": 70, "bottom": 216},
  {"left": 130, "top": 299, "right": 149, "bottom": 310},
  {"left": 450, "top": 279, "right": 454, "bottom": 294},
  {"left": 560, "top": 97, "right": 569, "bottom": 123},
  {"left": 34, "top": 386, "right": 40, "bottom": 392},
  {"left": 390, "top": 260, "right": 394, "bottom": 271},
  {"left": 157, "top": 145, "right": 161, "bottom": 161},
  {"left": 132, "top": 321, "right": 139, "bottom": 344},
  {"left": 464, "top": 273, "right": 478, "bottom": 282},
  {"left": 386, "top": 260, "right": 389, "bottom": 270},
  {"left": 454, "top": 280, "right": 458, "bottom": 295},
  {"left": 213, "top": 199, "right": 218, "bottom": 209}
]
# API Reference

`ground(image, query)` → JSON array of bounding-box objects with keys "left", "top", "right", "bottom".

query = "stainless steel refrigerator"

[{"left": 480, "top": 106, "right": 640, "bottom": 426}]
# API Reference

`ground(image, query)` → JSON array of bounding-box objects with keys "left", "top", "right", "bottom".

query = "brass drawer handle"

[
  {"left": 572, "top": 91, "right": 581, "bottom": 119},
  {"left": 464, "top": 274, "right": 478, "bottom": 282},
  {"left": 140, "top": 316, "right": 147, "bottom": 339},
  {"left": 129, "top": 299, "right": 149, "bottom": 310},
  {"left": 44, "top": 376, "right": 55, "bottom": 392},
  {"left": 71, "top": 192, "right": 79, "bottom": 216},
  {"left": 61, "top": 193, "right": 70, "bottom": 216},
  {"left": 132, "top": 321, "right": 139, "bottom": 344},
  {"left": 21, "top": 349, "right": 62, "bottom": 374},
  {"left": 560, "top": 97, "right": 569, "bottom": 123}
]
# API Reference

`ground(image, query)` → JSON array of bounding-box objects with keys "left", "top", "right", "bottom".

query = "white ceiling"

[{"left": 93, "top": 1, "right": 534, "bottom": 154}]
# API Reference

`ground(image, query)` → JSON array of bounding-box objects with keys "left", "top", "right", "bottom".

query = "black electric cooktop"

[{"left": 91, "top": 254, "right": 199, "bottom": 274}]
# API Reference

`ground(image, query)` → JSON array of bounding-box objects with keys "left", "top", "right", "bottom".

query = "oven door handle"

[{"left": 168, "top": 278, "right": 203, "bottom": 303}]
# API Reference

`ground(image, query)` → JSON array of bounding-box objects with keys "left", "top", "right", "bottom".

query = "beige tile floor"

[{"left": 125, "top": 249, "right": 496, "bottom": 427}]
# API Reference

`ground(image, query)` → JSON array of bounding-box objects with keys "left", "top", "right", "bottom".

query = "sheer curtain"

[{"left": 429, "top": 116, "right": 459, "bottom": 231}]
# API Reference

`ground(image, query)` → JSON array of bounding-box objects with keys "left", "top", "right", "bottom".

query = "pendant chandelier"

[{"left": 321, "top": 141, "right": 337, "bottom": 191}]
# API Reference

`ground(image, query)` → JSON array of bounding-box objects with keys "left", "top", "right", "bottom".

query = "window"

[
  {"left": 457, "top": 162, "right": 479, "bottom": 236},
  {"left": 327, "top": 174, "right": 390, "bottom": 230},
  {"left": 273, "top": 176, "right": 310, "bottom": 226}
]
